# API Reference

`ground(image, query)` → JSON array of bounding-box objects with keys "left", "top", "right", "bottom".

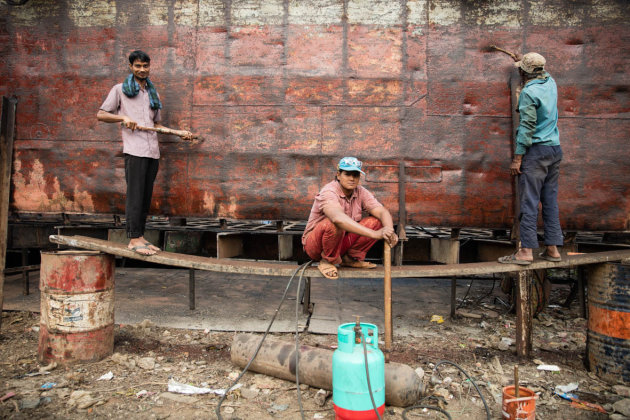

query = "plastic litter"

[
  {"left": 430, "top": 315, "right": 444, "bottom": 324},
  {"left": 167, "top": 379, "right": 242, "bottom": 395},
  {"left": 97, "top": 371, "right": 114, "bottom": 381},
  {"left": 555, "top": 391, "right": 606, "bottom": 413},
  {"left": 40, "top": 382, "right": 56, "bottom": 389},
  {"left": 537, "top": 364, "right": 560, "bottom": 371},
  {"left": 555, "top": 382, "right": 579, "bottom": 393},
  {"left": 0, "top": 392, "right": 16, "bottom": 402}
]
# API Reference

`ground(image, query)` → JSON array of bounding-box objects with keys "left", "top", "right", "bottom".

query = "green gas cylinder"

[{"left": 332, "top": 322, "right": 385, "bottom": 420}]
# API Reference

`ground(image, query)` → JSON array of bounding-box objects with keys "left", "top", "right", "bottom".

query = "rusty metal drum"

[
  {"left": 38, "top": 250, "right": 115, "bottom": 364},
  {"left": 586, "top": 262, "right": 630, "bottom": 385}
]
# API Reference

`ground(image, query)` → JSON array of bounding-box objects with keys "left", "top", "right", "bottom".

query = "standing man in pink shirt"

[
  {"left": 302, "top": 157, "right": 399, "bottom": 279},
  {"left": 97, "top": 50, "right": 192, "bottom": 255}
]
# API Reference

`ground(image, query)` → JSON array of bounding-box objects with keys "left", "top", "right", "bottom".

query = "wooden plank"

[
  {"left": 49, "top": 235, "right": 630, "bottom": 279},
  {"left": 0, "top": 96, "right": 17, "bottom": 331}
]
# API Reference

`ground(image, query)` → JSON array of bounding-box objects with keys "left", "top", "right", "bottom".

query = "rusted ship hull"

[{"left": 1, "top": 0, "right": 629, "bottom": 231}]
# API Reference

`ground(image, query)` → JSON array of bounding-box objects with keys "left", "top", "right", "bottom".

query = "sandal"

[
  {"left": 498, "top": 253, "right": 532, "bottom": 265},
  {"left": 539, "top": 250, "right": 561, "bottom": 262},
  {"left": 144, "top": 241, "right": 161, "bottom": 252},
  {"left": 341, "top": 259, "right": 377, "bottom": 269},
  {"left": 128, "top": 245, "right": 157, "bottom": 256},
  {"left": 317, "top": 261, "right": 339, "bottom": 279}
]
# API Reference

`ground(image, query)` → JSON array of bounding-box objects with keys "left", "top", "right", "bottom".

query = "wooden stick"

[
  {"left": 135, "top": 125, "right": 200, "bottom": 140},
  {"left": 490, "top": 45, "right": 520, "bottom": 62},
  {"left": 384, "top": 241, "right": 392, "bottom": 362},
  {"left": 514, "top": 365, "right": 520, "bottom": 398}
]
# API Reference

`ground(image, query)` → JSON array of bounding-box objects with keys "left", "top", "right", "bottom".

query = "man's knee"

[
  {"left": 321, "top": 218, "right": 343, "bottom": 236},
  {"left": 361, "top": 216, "right": 382, "bottom": 230}
]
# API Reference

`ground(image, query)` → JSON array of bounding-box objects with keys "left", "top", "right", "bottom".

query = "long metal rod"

[{"left": 384, "top": 242, "right": 392, "bottom": 362}]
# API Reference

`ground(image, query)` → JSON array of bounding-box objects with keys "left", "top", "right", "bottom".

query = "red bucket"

[{"left": 502, "top": 385, "right": 537, "bottom": 420}]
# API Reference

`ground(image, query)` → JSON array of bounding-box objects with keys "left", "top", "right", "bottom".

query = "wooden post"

[
  {"left": 515, "top": 270, "right": 533, "bottom": 358},
  {"left": 302, "top": 277, "right": 311, "bottom": 315},
  {"left": 21, "top": 248, "right": 29, "bottom": 295},
  {"left": 394, "top": 161, "right": 407, "bottom": 266},
  {"left": 0, "top": 96, "right": 18, "bottom": 331},
  {"left": 384, "top": 242, "right": 392, "bottom": 362},
  {"left": 188, "top": 269, "right": 195, "bottom": 310}
]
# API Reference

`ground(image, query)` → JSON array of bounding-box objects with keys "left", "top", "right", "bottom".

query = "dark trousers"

[
  {"left": 124, "top": 154, "right": 159, "bottom": 239},
  {"left": 518, "top": 144, "right": 563, "bottom": 249}
]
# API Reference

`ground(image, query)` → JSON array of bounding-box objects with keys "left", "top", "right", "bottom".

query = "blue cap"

[{"left": 338, "top": 156, "right": 365, "bottom": 175}]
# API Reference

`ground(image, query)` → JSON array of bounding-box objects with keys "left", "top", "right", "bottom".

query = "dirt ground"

[{"left": 1, "top": 281, "right": 628, "bottom": 419}]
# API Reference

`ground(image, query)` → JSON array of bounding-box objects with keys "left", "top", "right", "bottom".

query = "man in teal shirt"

[{"left": 499, "top": 52, "right": 563, "bottom": 265}]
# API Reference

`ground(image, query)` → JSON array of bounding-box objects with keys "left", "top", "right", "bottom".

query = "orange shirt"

[{"left": 302, "top": 180, "right": 382, "bottom": 244}]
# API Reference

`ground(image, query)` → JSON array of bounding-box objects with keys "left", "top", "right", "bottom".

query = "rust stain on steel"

[
  {"left": 12, "top": 155, "right": 96, "bottom": 213},
  {"left": 38, "top": 251, "right": 115, "bottom": 364},
  {"left": 2, "top": 0, "right": 630, "bottom": 231},
  {"left": 586, "top": 263, "right": 630, "bottom": 385}
]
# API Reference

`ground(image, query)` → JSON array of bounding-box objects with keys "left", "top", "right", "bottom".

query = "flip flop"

[
  {"left": 498, "top": 253, "right": 532, "bottom": 265},
  {"left": 539, "top": 250, "right": 561, "bottom": 262},
  {"left": 128, "top": 245, "right": 157, "bottom": 256},
  {"left": 144, "top": 242, "right": 161, "bottom": 252},
  {"left": 318, "top": 261, "right": 338, "bottom": 280},
  {"left": 341, "top": 260, "right": 377, "bottom": 269}
]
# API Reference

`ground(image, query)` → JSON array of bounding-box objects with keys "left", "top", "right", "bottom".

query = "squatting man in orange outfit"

[{"left": 302, "top": 157, "right": 399, "bottom": 279}]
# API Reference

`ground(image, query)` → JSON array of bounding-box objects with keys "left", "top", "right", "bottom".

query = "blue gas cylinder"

[{"left": 332, "top": 322, "right": 385, "bottom": 420}]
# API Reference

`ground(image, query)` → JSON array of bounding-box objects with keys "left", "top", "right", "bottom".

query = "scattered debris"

[
  {"left": 0, "top": 392, "right": 16, "bottom": 402},
  {"left": 555, "top": 382, "right": 579, "bottom": 393},
  {"left": 613, "top": 398, "right": 630, "bottom": 417},
  {"left": 537, "top": 364, "right": 560, "bottom": 372},
  {"left": 555, "top": 391, "right": 607, "bottom": 414},
  {"left": 137, "top": 357, "right": 156, "bottom": 370},
  {"left": 40, "top": 382, "right": 56, "bottom": 389},
  {"left": 167, "top": 379, "right": 241, "bottom": 396},
  {"left": 498, "top": 337, "right": 513, "bottom": 351},
  {"left": 314, "top": 389, "right": 330, "bottom": 407},
  {"left": 97, "top": 371, "right": 114, "bottom": 381},
  {"left": 38, "top": 361, "right": 57, "bottom": 373},
  {"left": 430, "top": 315, "right": 444, "bottom": 324},
  {"left": 458, "top": 310, "right": 482, "bottom": 319}
]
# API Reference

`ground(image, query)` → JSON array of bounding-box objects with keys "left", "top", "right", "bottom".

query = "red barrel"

[
  {"left": 38, "top": 250, "right": 115, "bottom": 364},
  {"left": 586, "top": 262, "right": 630, "bottom": 385}
]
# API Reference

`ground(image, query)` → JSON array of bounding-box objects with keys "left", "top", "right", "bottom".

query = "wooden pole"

[
  {"left": 0, "top": 96, "right": 18, "bottom": 332},
  {"left": 384, "top": 242, "right": 392, "bottom": 362},
  {"left": 515, "top": 270, "right": 533, "bottom": 358}
]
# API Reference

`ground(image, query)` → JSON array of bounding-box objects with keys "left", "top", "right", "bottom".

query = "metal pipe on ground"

[{"left": 231, "top": 333, "right": 423, "bottom": 407}]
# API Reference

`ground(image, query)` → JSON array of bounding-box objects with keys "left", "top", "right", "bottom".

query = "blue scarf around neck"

[{"left": 122, "top": 74, "right": 162, "bottom": 110}]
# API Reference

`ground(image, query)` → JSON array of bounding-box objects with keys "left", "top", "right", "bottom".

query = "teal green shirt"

[{"left": 515, "top": 75, "right": 560, "bottom": 155}]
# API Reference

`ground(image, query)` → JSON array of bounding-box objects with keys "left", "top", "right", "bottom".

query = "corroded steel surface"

[
  {"left": 1, "top": 1, "right": 629, "bottom": 230},
  {"left": 38, "top": 250, "right": 115, "bottom": 364},
  {"left": 586, "top": 262, "right": 630, "bottom": 385}
]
